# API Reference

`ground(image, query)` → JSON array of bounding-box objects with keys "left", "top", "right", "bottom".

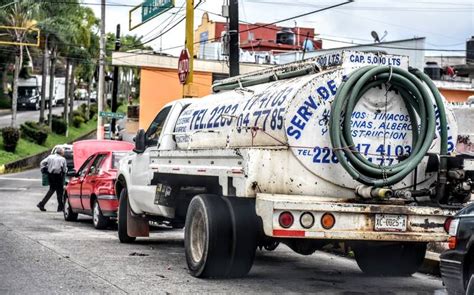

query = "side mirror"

[
  {"left": 67, "top": 169, "right": 77, "bottom": 177},
  {"left": 134, "top": 129, "right": 146, "bottom": 153}
]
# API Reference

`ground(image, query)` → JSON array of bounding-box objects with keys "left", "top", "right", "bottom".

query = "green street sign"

[
  {"left": 142, "top": 0, "right": 174, "bottom": 23},
  {"left": 99, "top": 111, "right": 125, "bottom": 119}
]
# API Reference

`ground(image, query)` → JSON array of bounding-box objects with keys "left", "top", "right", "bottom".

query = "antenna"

[
  {"left": 371, "top": 31, "right": 380, "bottom": 43},
  {"left": 380, "top": 30, "right": 388, "bottom": 42}
]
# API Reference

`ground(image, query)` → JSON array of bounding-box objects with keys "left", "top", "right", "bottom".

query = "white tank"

[{"left": 174, "top": 51, "right": 458, "bottom": 192}]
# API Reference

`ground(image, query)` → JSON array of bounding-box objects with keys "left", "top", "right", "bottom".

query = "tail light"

[
  {"left": 300, "top": 212, "right": 315, "bottom": 229},
  {"left": 321, "top": 212, "right": 335, "bottom": 229},
  {"left": 444, "top": 217, "right": 453, "bottom": 233},
  {"left": 448, "top": 236, "right": 457, "bottom": 249},
  {"left": 278, "top": 211, "right": 294, "bottom": 228},
  {"left": 448, "top": 219, "right": 459, "bottom": 236}
]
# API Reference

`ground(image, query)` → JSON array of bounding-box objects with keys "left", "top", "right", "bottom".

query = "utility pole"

[
  {"left": 39, "top": 34, "right": 48, "bottom": 123},
  {"left": 183, "top": 0, "right": 196, "bottom": 97},
  {"left": 111, "top": 24, "right": 121, "bottom": 135},
  {"left": 228, "top": 0, "right": 239, "bottom": 77},
  {"left": 97, "top": 0, "right": 106, "bottom": 139}
]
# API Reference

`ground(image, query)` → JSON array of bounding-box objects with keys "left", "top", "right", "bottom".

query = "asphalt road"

[
  {"left": 0, "top": 169, "right": 448, "bottom": 294},
  {"left": 0, "top": 102, "right": 82, "bottom": 128}
]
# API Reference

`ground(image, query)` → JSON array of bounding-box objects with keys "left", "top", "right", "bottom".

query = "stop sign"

[{"left": 178, "top": 49, "right": 190, "bottom": 84}]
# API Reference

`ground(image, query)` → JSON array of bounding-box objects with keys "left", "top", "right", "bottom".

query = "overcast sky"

[{"left": 85, "top": 0, "right": 474, "bottom": 56}]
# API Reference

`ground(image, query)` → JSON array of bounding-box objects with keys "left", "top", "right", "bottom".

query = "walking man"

[{"left": 37, "top": 147, "right": 67, "bottom": 212}]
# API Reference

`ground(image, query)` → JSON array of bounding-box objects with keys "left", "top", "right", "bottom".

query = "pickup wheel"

[
  {"left": 223, "top": 197, "right": 258, "bottom": 277},
  {"left": 353, "top": 242, "right": 427, "bottom": 276},
  {"left": 92, "top": 199, "right": 109, "bottom": 230},
  {"left": 184, "top": 194, "right": 232, "bottom": 278},
  {"left": 118, "top": 189, "right": 136, "bottom": 243},
  {"left": 63, "top": 193, "right": 78, "bottom": 221}
]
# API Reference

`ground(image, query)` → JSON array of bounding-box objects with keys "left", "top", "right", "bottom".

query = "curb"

[{"left": 0, "top": 129, "right": 97, "bottom": 174}]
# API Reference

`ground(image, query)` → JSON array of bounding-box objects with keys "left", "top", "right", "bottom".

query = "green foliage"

[
  {"left": 72, "top": 115, "right": 85, "bottom": 128},
  {"left": 20, "top": 121, "right": 48, "bottom": 145},
  {"left": 89, "top": 103, "right": 98, "bottom": 118},
  {"left": 0, "top": 93, "right": 11, "bottom": 109},
  {"left": 51, "top": 116, "right": 67, "bottom": 135},
  {"left": 1, "top": 127, "right": 20, "bottom": 152},
  {"left": 0, "top": 119, "right": 97, "bottom": 165}
]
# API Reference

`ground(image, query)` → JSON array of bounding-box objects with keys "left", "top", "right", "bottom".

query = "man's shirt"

[{"left": 41, "top": 154, "right": 67, "bottom": 174}]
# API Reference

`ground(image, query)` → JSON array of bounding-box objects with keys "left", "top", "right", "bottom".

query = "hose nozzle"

[{"left": 355, "top": 185, "right": 393, "bottom": 200}]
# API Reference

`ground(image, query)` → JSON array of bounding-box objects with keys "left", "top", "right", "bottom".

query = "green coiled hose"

[{"left": 329, "top": 65, "right": 448, "bottom": 189}]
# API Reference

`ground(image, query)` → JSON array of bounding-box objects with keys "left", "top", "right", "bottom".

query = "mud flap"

[{"left": 127, "top": 201, "right": 150, "bottom": 237}]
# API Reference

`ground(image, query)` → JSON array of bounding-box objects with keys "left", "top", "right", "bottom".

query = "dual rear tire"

[{"left": 184, "top": 194, "right": 258, "bottom": 278}]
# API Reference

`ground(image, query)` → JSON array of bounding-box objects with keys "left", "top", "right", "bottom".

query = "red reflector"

[
  {"left": 444, "top": 217, "right": 453, "bottom": 233},
  {"left": 273, "top": 229, "right": 305, "bottom": 237},
  {"left": 278, "top": 211, "right": 294, "bottom": 228},
  {"left": 448, "top": 236, "right": 457, "bottom": 249}
]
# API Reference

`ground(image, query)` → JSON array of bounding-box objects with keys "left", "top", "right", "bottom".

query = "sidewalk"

[{"left": 0, "top": 109, "right": 10, "bottom": 116}]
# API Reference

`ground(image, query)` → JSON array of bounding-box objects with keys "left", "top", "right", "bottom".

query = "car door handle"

[{"left": 90, "top": 179, "right": 96, "bottom": 183}]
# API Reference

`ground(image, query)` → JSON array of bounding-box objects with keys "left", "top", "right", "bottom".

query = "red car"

[{"left": 63, "top": 149, "right": 132, "bottom": 229}]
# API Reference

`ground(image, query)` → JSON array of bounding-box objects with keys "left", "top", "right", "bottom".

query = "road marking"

[
  {"left": 0, "top": 187, "right": 28, "bottom": 191},
  {"left": 0, "top": 177, "right": 41, "bottom": 182}
]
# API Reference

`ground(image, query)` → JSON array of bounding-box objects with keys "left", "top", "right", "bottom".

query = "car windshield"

[{"left": 111, "top": 152, "right": 128, "bottom": 169}]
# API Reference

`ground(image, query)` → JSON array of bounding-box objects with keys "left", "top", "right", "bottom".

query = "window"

[
  {"left": 146, "top": 106, "right": 172, "bottom": 146},
  {"left": 77, "top": 155, "right": 95, "bottom": 177},
  {"left": 88, "top": 154, "right": 106, "bottom": 175}
]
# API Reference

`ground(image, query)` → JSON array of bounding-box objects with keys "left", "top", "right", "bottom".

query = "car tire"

[
  {"left": 63, "top": 193, "right": 78, "bottom": 221},
  {"left": 466, "top": 274, "right": 474, "bottom": 295},
  {"left": 354, "top": 242, "right": 427, "bottom": 276},
  {"left": 184, "top": 194, "right": 233, "bottom": 278},
  {"left": 118, "top": 189, "right": 136, "bottom": 243},
  {"left": 92, "top": 199, "right": 109, "bottom": 230},
  {"left": 222, "top": 197, "right": 258, "bottom": 277}
]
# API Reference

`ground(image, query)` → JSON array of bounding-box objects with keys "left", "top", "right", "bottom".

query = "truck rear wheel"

[
  {"left": 118, "top": 189, "right": 136, "bottom": 243},
  {"left": 223, "top": 197, "right": 258, "bottom": 277},
  {"left": 353, "top": 242, "right": 427, "bottom": 276},
  {"left": 184, "top": 194, "right": 232, "bottom": 278}
]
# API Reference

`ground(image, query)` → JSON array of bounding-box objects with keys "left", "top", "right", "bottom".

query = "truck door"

[
  {"left": 129, "top": 106, "right": 171, "bottom": 213},
  {"left": 81, "top": 154, "right": 106, "bottom": 211}
]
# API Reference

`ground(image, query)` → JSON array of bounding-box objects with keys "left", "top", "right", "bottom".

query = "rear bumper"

[
  {"left": 97, "top": 195, "right": 118, "bottom": 217},
  {"left": 255, "top": 193, "right": 456, "bottom": 242},
  {"left": 440, "top": 250, "right": 466, "bottom": 294}
]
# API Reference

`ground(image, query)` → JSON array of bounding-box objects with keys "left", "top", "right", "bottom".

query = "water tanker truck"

[{"left": 114, "top": 51, "right": 474, "bottom": 278}]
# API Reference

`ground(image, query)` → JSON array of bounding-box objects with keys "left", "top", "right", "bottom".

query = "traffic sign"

[
  {"left": 178, "top": 49, "right": 190, "bottom": 84},
  {"left": 129, "top": 0, "right": 175, "bottom": 31},
  {"left": 99, "top": 111, "right": 125, "bottom": 119}
]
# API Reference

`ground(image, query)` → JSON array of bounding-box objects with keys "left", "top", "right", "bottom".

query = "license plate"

[{"left": 375, "top": 214, "right": 407, "bottom": 232}]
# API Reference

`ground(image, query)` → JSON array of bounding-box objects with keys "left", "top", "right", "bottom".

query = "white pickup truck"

[{"left": 115, "top": 51, "right": 473, "bottom": 278}]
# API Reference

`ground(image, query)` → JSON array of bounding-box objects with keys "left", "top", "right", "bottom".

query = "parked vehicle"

[
  {"left": 17, "top": 75, "right": 66, "bottom": 109},
  {"left": 75, "top": 89, "right": 87, "bottom": 100},
  {"left": 89, "top": 91, "right": 97, "bottom": 103},
  {"left": 115, "top": 50, "right": 473, "bottom": 279},
  {"left": 440, "top": 201, "right": 474, "bottom": 294},
  {"left": 63, "top": 140, "right": 134, "bottom": 229}
]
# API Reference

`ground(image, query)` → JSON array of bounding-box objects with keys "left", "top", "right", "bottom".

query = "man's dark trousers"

[{"left": 39, "top": 173, "right": 64, "bottom": 209}]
